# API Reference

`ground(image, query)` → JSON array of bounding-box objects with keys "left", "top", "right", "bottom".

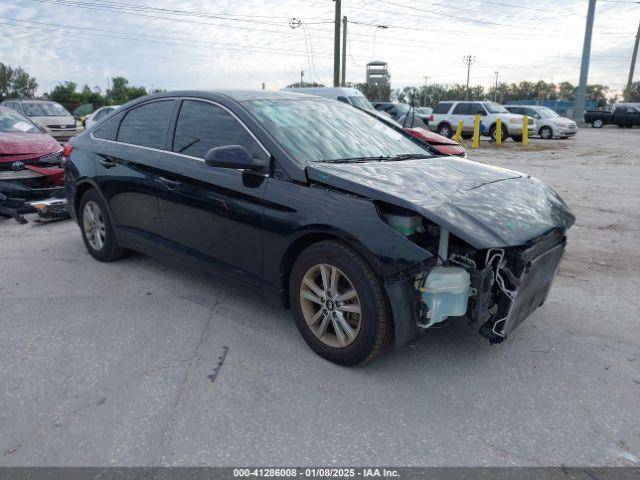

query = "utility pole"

[
  {"left": 494, "top": 71, "right": 499, "bottom": 102},
  {"left": 422, "top": 76, "right": 430, "bottom": 106},
  {"left": 341, "top": 16, "right": 347, "bottom": 86},
  {"left": 574, "top": 0, "right": 596, "bottom": 122},
  {"left": 463, "top": 55, "right": 475, "bottom": 101},
  {"left": 625, "top": 19, "right": 640, "bottom": 101},
  {"left": 333, "top": 0, "right": 341, "bottom": 87}
]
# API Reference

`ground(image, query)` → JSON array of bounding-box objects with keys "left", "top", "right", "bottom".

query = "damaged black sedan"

[{"left": 65, "top": 91, "right": 574, "bottom": 365}]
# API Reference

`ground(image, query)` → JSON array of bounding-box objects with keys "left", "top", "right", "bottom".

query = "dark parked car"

[
  {"left": 585, "top": 106, "right": 640, "bottom": 128},
  {"left": 371, "top": 102, "right": 431, "bottom": 128},
  {"left": 65, "top": 90, "right": 575, "bottom": 365}
]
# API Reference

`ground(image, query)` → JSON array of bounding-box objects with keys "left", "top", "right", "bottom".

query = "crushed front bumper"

[{"left": 0, "top": 166, "right": 69, "bottom": 223}]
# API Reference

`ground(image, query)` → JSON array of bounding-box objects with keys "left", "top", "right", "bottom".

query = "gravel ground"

[{"left": 0, "top": 127, "right": 638, "bottom": 467}]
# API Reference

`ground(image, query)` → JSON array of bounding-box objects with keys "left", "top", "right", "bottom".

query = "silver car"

[
  {"left": 505, "top": 105, "right": 577, "bottom": 139},
  {"left": 0, "top": 99, "right": 83, "bottom": 142}
]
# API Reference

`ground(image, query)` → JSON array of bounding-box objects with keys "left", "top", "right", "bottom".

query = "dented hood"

[{"left": 307, "top": 156, "right": 575, "bottom": 249}]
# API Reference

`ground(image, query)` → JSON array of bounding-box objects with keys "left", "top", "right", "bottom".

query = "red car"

[
  {"left": 367, "top": 109, "right": 466, "bottom": 157},
  {"left": 405, "top": 127, "right": 466, "bottom": 157},
  {"left": 0, "top": 106, "right": 67, "bottom": 222}
]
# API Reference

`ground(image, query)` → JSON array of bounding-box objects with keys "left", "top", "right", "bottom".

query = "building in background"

[{"left": 366, "top": 61, "right": 390, "bottom": 87}]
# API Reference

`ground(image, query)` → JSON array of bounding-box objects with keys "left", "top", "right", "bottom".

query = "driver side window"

[{"left": 172, "top": 100, "right": 266, "bottom": 160}]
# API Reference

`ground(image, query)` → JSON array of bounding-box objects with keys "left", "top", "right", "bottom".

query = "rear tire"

[
  {"left": 539, "top": 126, "right": 553, "bottom": 139},
  {"left": 78, "top": 189, "right": 128, "bottom": 262},
  {"left": 289, "top": 240, "right": 391, "bottom": 366},
  {"left": 592, "top": 119, "right": 604, "bottom": 128}
]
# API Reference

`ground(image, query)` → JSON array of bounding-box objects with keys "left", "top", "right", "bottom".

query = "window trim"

[{"left": 90, "top": 97, "right": 271, "bottom": 165}]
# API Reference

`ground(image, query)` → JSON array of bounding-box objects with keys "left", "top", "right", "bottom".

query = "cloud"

[{"left": 1, "top": 0, "right": 638, "bottom": 95}]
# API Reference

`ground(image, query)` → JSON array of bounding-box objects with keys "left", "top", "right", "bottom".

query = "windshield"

[
  {"left": 349, "top": 96, "right": 374, "bottom": 110},
  {"left": 22, "top": 102, "right": 71, "bottom": 117},
  {"left": 483, "top": 102, "right": 509, "bottom": 114},
  {"left": 245, "top": 99, "right": 430, "bottom": 163},
  {"left": 537, "top": 107, "right": 560, "bottom": 118},
  {"left": 0, "top": 108, "right": 40, "bottom": 133}
]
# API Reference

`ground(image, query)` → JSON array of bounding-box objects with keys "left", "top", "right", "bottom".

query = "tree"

[
  {"left": 0, "top": 63, "right": 38, "bottom": 101},
  {"left": 106, "top": 77, "right": 148, "bottom": 104},
  {"left": 349, "top": 82, "right": 391, "bottom": 102},
  {"left": 625, "top": 81, "right": 640, "bottom": 102},
  {"left": 284, "top": 81, "right": 325, "bottom": 88}
]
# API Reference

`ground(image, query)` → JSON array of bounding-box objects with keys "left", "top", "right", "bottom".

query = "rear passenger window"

[
  {"left": 433, "top": 102, "right": 452, "bottom": 114},
  {"left": 172, "top": 100, "right": 265, "bottom": 160},
  {"left": 117, "top": 100, "right": 174, "bottom": 149},
  {"left": 93, "top": 111, "right": 124, "bottom": 140},
  {"left": 470, "top": 103, "right": 485, "bottom": 115},
  {"left": 452, "top": 103, "right": 470, "bottom": 115}
]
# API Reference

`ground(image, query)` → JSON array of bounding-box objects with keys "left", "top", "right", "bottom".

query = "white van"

[{"left": 282, "top": 87, "right": 375, "bottom": 111}]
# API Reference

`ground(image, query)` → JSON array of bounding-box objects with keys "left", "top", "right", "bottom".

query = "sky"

[{"left": 0, "top": 0, "right": 638, "bottom": 97}]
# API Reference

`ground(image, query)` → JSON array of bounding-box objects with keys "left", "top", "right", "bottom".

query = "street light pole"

[
  {"left": 333, "top": 0, "right": 341, "bottom": 87},
  {"left": 463, "top": 55, "right": 475, "bottom": 101},
  {"left": 574, "top": 0, "right": 596, "bottom": 122},
  {"left": 341, "top": 16, "right": 347, "bottom": 86},
  {"left": 494, "top": 71, "right": 499, "bottom": 102},
  {"left": 423, "top": 76, "right": 430, "bottom": 106},
  {"left": 625, "top": 19, "right": 640, "bottom": 101}
]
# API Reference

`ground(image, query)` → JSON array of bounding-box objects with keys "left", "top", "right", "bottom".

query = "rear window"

[
  {"left": 433, "top": 102, "right": 453, "bottom": 114},
  {"left": 117, "top": 100, "right": 174, "bottom": 149},
  {"left": 93, "top": 111, "right": 124, "bottom": 140}
]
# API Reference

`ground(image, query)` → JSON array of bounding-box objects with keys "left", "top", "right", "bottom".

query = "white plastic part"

[
  {"left": 421, "top": 266, "right": 471, "bottom": 327},
  {"left": 437, "top": 228, "right": 449, "bottom": 265}
]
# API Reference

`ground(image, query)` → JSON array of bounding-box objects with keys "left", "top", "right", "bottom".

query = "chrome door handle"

[{"left": 157, "top": 176, "right": 181, "bottom": 189}]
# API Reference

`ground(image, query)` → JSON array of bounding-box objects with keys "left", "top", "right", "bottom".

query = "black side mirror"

[
  {"left": 477, "top": 110, "right": 487, "bottom": 116},
  {"left": 204, "top": 145, "right": 266, "bottom": 171}
]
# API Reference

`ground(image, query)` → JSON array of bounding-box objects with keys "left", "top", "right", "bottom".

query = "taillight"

[
  {"left": 429, "top": 114, "right": 434, "bottom": 122},
  {"left": 61, "top": 143, "right": 73, "bottom": 167}
]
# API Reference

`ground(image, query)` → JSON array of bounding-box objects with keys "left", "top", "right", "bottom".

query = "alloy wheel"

[
  {"left": 299, "top": 263, "right": 362, "bottom": 348},
  {"left": 83, "top": 200, "right": 106, "bottom": 251},
  {"left": 540, "top": 127, "right": 552, "bottom": 139}
]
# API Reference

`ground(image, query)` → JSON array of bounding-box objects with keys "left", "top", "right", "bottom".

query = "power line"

[{"left": 0, "top": 16, "right": 332, "bottom": 58}]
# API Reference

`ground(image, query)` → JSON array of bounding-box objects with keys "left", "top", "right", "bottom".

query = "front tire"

[
  {"left": 79, "top": 189, "right": 128, "bottom": 262},
  {"left": 437, "top": 123, "right": 453, "bottom": 138},
  {"left": 489, "top": 125, "right": 508, "bottom": 142},
  {"left": 289, "top": 241, "right": 391, "bottom": 366}
]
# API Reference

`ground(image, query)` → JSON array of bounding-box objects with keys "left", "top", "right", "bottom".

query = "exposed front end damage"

[{"left": 385, "top": 220, "right": 567, "bottom": 347}]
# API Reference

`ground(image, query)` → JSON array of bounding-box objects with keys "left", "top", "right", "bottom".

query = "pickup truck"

[{"left": 585, "top": 106, "right": 640, "bottom": 128}]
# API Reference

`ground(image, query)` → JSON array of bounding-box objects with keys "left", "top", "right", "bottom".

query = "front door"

[{"left": 156, "top": 99, "right": 269, "bottom": 288}]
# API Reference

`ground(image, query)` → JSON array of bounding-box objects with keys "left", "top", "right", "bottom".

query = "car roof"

[{"left": 148, "top": 89, "right": 326, "bottom": 102}]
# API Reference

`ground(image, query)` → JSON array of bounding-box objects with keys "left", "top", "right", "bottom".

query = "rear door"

[
  {"left": 94, "top": 99, "right": 175, "bottom": 245},
  {"left": 450, "top": 103, "right": 476, "bottom": 131},
  {"left": 156, "top": 99, "right": 269, "bottom": 288}
]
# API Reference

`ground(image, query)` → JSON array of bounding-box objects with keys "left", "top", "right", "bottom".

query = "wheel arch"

[
  {"left": 279, "top": 229, "right": 381, "bottom": 308},
  {"left": 539, "top": 125, "right": 553, "bottom": 137}
]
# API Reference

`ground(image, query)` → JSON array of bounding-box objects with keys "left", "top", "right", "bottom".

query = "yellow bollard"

[
  {"left": 522, "top": 114, "right": 528, "bottom": 146},
  {"left": 496, "top": 117, "right": 502, "bottom": 145},
  {"left": 472, "top": 114, "right": 480, "bottom": 148},
  {"left": 453, "top": 120, "right": 463, "bottom": 143}
]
